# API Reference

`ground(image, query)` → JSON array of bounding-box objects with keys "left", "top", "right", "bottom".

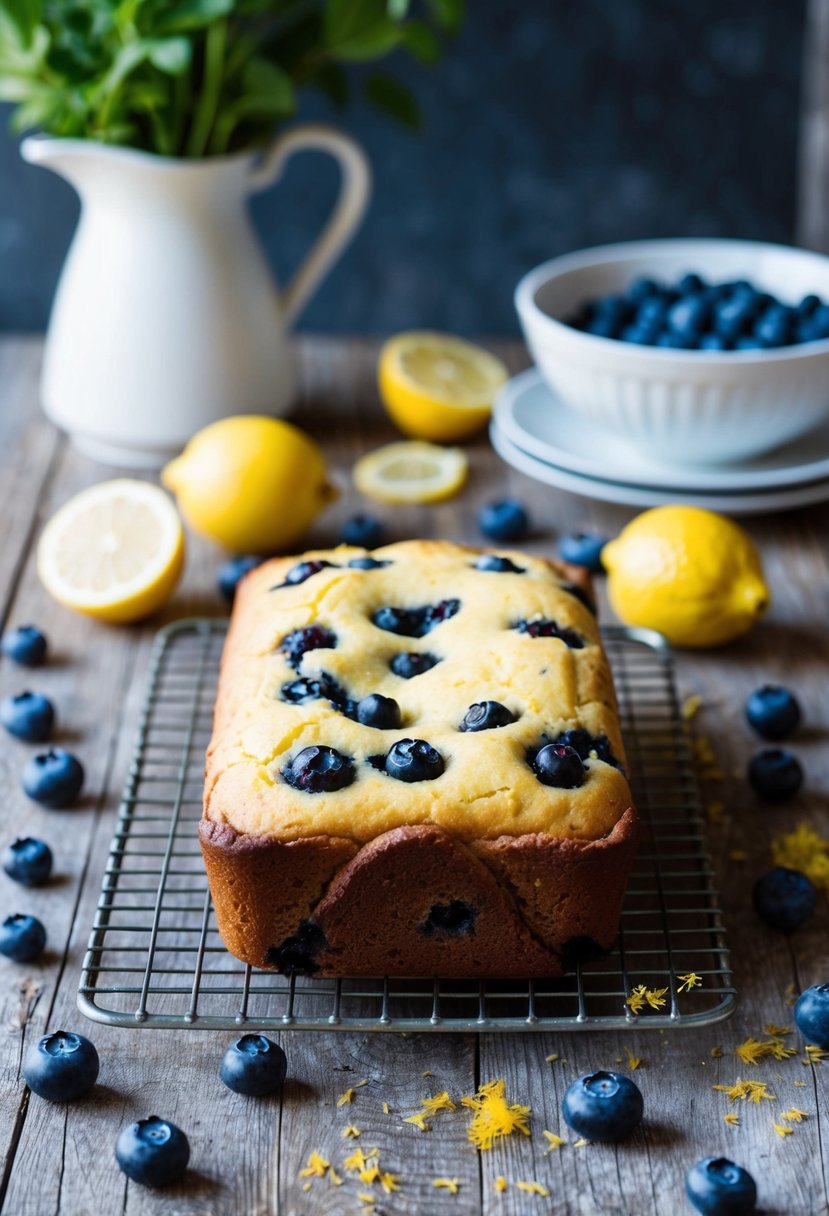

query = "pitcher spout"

[{"left": 20, "top": 135, "right": 111, "bottom": 192}]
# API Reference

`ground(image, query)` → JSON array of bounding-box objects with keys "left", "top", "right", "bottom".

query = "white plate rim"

[
  {"left": 494, "top": 368, "right": 829, "bottom": 492},
  {"left": 489, "top": 419, "right": 829, "bottom": 516}
]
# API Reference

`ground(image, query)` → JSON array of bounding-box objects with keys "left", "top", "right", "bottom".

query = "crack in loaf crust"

[{"left": 201, "top": 540, "right": 639, "bottom": 977}]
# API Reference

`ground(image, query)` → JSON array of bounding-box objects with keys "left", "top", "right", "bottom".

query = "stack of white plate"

[{"left": 491, "top": 369, "right": 829, "bottom": 515}]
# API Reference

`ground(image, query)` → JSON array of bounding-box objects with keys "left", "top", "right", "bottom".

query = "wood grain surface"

[{"left": 0, "top": 336, "right": 827, "bottom": 1215}]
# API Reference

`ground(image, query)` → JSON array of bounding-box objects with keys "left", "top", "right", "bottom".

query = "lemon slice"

[
  {"left": 379, "top": 332, "right": 508, "bottom": 442},
  {"left": 37, "top": 480, "right": 185, "bottom": 623},
  {"left": 353, "top": 441, "right": 468, "bottom": 505}
]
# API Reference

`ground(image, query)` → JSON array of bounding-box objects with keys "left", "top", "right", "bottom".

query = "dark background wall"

[{"left": 0, "top": 0, "right": 806, "bottom": 335}]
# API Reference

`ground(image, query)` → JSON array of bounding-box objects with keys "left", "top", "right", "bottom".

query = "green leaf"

[
  {"left": 324, "top": 0, "right": 404, "bottom": 60},
  {"left": 386, "top": 0, "right": 409, "bottom": 18},
  {"left": 148, "top": 36, "right": 192, "bottom": 74},
  {"left": 155, "top": 0, "right": 235, "bottom": 34},
  {"left": 426, "top": 0, "right": 464, "bottom": 33},
  {"left": 401, "top": 20, "right": 441, "bottom": 65},
  {"left": 363, "top": 71, "right": 419, "bottom": 129},
  {"left": 1, "top": 0, "right": 41, "bottom": 46}
]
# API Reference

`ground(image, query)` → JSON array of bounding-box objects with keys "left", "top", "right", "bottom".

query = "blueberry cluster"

[
  {"left": 515, "top": 617, "right": 585, "bottom": 650},
  {"left": 567, "top": 272, "right": 829, "bottom": 351},
  {"left": 373, "top": 598, "right": 460, "bottom": 638}
]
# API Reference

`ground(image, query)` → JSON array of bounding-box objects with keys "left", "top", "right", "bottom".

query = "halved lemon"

[
  {"left": 37, "top": 480, "right": 185, "bottom": 623},
  {"left": 378, "top": 332, "right": 508, "bottom": 442},
  {"left": 353, "top": 441, "right": 468, "bottom": 505}
]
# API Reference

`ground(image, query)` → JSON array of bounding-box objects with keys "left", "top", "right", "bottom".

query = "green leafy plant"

[{"left": 0, "top": 0, "right": 463, "bottom": 157}]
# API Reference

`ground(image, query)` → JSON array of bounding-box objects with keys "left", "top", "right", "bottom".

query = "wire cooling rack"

[{"left": 78, "top": 619, "right": 735, "bottom": 1033}]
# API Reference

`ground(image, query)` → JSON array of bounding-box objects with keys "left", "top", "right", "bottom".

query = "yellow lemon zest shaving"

[
  {"left": 516, "top": 1181, "right": 550, "bottom": 1197},
  {"left": 403, "top": 1111, "right": 432, "bottom": 1132},
  {"left": 543, "top": 1130, "right": 567, "bottom": 1151},
  {"left": 724, "top": 1114, "right": 740, "bottom": 1126},
  {"left": 382, "top": 1101, "right": 391, "bottom": 1115},
  {"left": 342, "top": 1125, "right": 361, "bottom": 1139},
  {"left": 329, "top": 1168, "right": 343, "bottom": 1186},
  {"left": 432, "top": 1177, "right": 461, "bottom": 1195},
  {"left": 772, "top": 823, "right": 829, "bottom": 897},
  {"left": 573, "top": 1138, "right": 590, "bottom": 1148},
  {"left": 337, "top": 1088, "right": 355, "bottom": 1107},
  {"left": 421, "top": 1091, "right": 457, "bottom": 1115},
  {"left": 713, "top": 1079, "right": 776, "bottom": 1103},
  {"left": 299, "top": 1150, "right": 330, "bottom": 1178},
  {"left": 494, "top": 1175, "right": 509, "bottom": 1192},
  {"left": 677, "top": 972, "right": 702, "bottom": 993},
  {"left": 460, "top": 1078, "right": 531, "bottom": 1150},
  {"left": 773, "top": 1122, "right": 793, "bottom": 1138},
  {"left": 380, "top": 1171, "right": 401, "bottom": 1194}
]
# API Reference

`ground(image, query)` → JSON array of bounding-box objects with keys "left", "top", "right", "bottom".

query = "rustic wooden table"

[{"left": 0, "top": 335, "right": 827, "bottom": 1216}]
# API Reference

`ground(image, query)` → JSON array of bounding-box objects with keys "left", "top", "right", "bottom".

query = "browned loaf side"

[{"left": 200, "top": 540, "right": 639, "bottom": 977}]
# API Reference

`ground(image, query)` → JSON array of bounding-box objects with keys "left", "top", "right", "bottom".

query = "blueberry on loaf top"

[{"left": 204, "top": 540, "right": 632, "bottom": 846}]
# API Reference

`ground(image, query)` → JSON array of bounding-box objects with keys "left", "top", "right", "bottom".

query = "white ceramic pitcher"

[{"left": 22, "top": 127, "right": 371, "bottom": 467}]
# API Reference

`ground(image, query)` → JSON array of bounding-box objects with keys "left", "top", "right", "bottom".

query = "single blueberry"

[
  {"left": 373, "top": 600, "right": 459, "bottom": 638},
  {"left": 278, "top": 626, "right": 336, "bottom": 671},
  {"left": 1, "top": 626, "right": 47, "bottom": 667},
  {"left": 0, "top": 691, "right": 55, "bottom": 742},
  {"left": 796, "top": 293, "right": 821, "bottom": 318},
  {"left": 478, "top": 500, "right": 529, "bottom": 543},
  {"left": 390, "top": 652, "right": 439, "bottom": 679},
  {"left": 347, "top": 556, "right": 391, "bottom": 570},
  {"left": 745, "top": 685, "right": 800, "bottom": 740},
  {"left": 341, "top": 514, "right": 386, "bottom": 548},
  {"left": 558, "top": 532, "right": 606, "bottom": 572},
  {"left": 795, "top": 983, "right": 829, "bottom": 1050},
  {"left": 217, "top": 556, "right": 260, "bottom": 604},
  {"left": 24, "top": 1031, "right": 99, "bottom": 1102},
  {"left": 753, "top": 867, "right": 816, "bottom": 933},
  {"left": 699, "top": 333, "right": 729, "bottom": 351},
  {"left": 384, "top": 738, "right": 445, "bottom": 783},
  {"left": 115, "top": 1116, "right": 190, "bottom": 1188},
  {"left": 0, "top": 913, "right": 46, "bottom": 962},
  {"left": 532, "top": 744, "right": 585, "bottom": 789},
  {"left": 627, "top": 276, "right": 660, "bottom": 303},
  {"left": 561, "top": 1070, "right": 644, "bottom": 1141},
  {"left": 357, "top": 694, "right": 402, "bottom": 730},
  {"left": 685, "top": 1156, "right": 757, "bottom": 1215},
  {"left": 713, "top": 296, "right": 754, "bottom": 341},
  {"left": 284, "top": 746, "right": 354, "bottom": 794},
  {"left": 753, "top": 305, "right": 791, "bottom": 348},
  {"left": 3, "top": 837, "right": 53, "bottom": 887},
  {"left": 677, "top": 272, "right": 706, "bottom": 295},
  {"left": 554, "top": 728, "right": 620, "bottom": 767},
  {"left": 619, "top": 325, "right": 655, "bottom": 345},
  {"left": 667, "top": 294, "right": 709, "bottom": 336},
  {"left": 516, "top": 618, "right": 585, "bottom": 649},
  {"left": 22, "top": 749, "right": 84, "bottom": 809},
  {"left": 747, "top": 748, "right": 803, "bottom": 802},
  {"left": 636, "top": 296, "right": 669, "bottom": 327},
  {"left": 460, "top": 701, "right": 515, "bottom": 732},
  {"left": 278, "top": 559, "right": 336, "bottom": 589},
  {"left": 474, "top": 555, "right": 525, "bottom": 574},
  {"left": 220, "top": 1034, "right": 287, "bottom": 1096}
]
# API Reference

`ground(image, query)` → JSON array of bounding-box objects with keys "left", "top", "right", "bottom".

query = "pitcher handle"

[{"left": 249, "top": 124, "right": 371, "bottom": 328}]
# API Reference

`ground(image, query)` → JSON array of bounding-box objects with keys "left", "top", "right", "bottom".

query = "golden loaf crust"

[{"left": 200, "top": 540, "right": 639, "bottom": 977}]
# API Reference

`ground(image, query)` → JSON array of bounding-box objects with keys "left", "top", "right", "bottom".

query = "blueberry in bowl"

[
  {"left": 22, "top": 749, "right": 85, "bottom": 808},
  {"left": 115, "top": 1116, "right": 190, "bottom": 1187},
  {"left": 24, "top": 1031, "right": 99, "bottom": 1102},
  {"left": 745, "top": 685, "right": 800, "bottom": 740},
  {"left": 0, "top": 913, "right": 46, "bottom": 962},
  {"left": 3, "top": 837, "right": 53, "bottom": 887},
  {"left": 561, "top": 1070, "right": 644, "bottom": 1141},
  {"left": 747, "top": 748, "right": 803, "bottom": 802},
  {"left": 0, "top": 691, "right": 55, "bottom": 742},
  {"left": 685, "top": 1157, "right": 756, "bottom": 1215},
  {"left": 220, "top": 1034, "right": 287, "bottom": 1096},
  {"left": 795, "top": 983, "right": 829, "bottom": 1049},
  {"left": 752, "top": 867, "right": 816, "bottom": 933},
  {"left": 1, "top": 625, "right": 48, "bottom": 667}
]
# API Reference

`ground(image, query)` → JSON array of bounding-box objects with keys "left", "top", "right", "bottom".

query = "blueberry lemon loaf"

[{"left": 200, "top": 540, "right": 638, "bottom": 977}]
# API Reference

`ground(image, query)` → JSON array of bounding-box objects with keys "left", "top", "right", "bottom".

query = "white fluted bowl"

[{"left": 515, "top": 238, "right": 829, "bottom": 466}]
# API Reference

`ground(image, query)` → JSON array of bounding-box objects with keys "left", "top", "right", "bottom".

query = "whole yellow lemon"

[
  {"left": 162, "top": 416, "right": 336, "bottom": 554},
  {"left": 602, "top": 505, "right": 769, "bottom": 648}
]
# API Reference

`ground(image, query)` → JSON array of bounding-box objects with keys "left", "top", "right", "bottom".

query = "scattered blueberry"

[
  {"left": 24, "top": 1031, "right": 99, "bottom": 1102},
  {"left": 516, "top": 618, "right": 584, "bottom": 649},
  {"left": 753, "top": 867, "right": 817, "bottom": 933},
  {"left": 284, "top": 746, "right": 354, "bottom": 793},
  {"left": 279, "top": 626, "right": 336, "bottom": 671},
  {"left": 747, "top": 748, "right": 803, "bottom": 802},
  {"left": 389, "top": 652, "right": 439, "bottom": 679},
  {"left": 384, "top": 738, "right": 445, "bottom": 782},
  {"left": 22, "top": 749, "right": 84, "bottom": 808},
  {"left": 686, "top": 1157, "right": 757, "bottom": 1215},
  {"left": 532, "top": 743, "right": 585, "bottom": 789},
  {"left": 558, "top": 532, "right": 607, "bottom": 572},
  {"left": 745, "top": 685, "right": 800, "bottom": 741},
  {"left": 347, "top": 556, "right": 391, "bottom": 570},
  {"left": 561, "top": 1070, "right": 644, "bottom": 1141},
  {"left": 356, "top": 694, "right": 402, "bottom": 730},
  {"left": 373, "top": 600, "right": 459, "bottom": 638},
  {"left": 1, "top": 626, "right": 47, "bottom": 667},
  {"left": 0, "top": 691, "right": 55, "bottom": 742},
  {"left": 278, "top": 559, "right": 336, "bottom": 588},
  {"left": 115, "top": 1116, "right": 190, "bottom": 1188},
  {"left": 795, "top": 983, "right": 829, "bottom": 1049},
  {"left": 217, "top": 556, "right": 260, "bottom": 604},
  {"left": 478, "top": 499, "right": 529, "bottom": 543},
  {"left": 0, "top": 913, "right": 46, "bottom": 962},
  {"left": 474, "top": 554, "right": 525, "bottom": 574},
  {"left": 341, "top": 514, "right": 386, "bottom": 548},
  {"left": 460, "top": 701, "right": 515, "bottom": 732},
  {"left": 3, "top": 837, "right": 53, "bottom": 887},
  {"left": 220, "top": 1034, "right": 287, "bottom": 1096}
]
